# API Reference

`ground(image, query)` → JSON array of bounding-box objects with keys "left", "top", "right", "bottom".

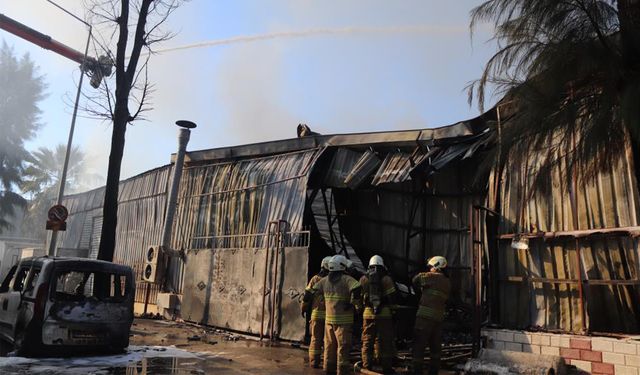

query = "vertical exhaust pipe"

[
  {"left": 161, "top": 120, "right": 196, "bottom": 292},
  {"left": 162, "top": 120, "right": 196, "bottom": 251}
]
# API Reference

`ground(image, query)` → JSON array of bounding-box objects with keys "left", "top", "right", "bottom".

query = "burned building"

[{"left": 58, "top": 109, "right": 640, "bottom": 368}]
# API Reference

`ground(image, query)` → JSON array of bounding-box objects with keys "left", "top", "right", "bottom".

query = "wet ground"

[
  {"left": 0, "top": 318, "right": 460, "bottom": 374},
  {"left": 0, "top": 318, "right": 327, "bottom": 374}
]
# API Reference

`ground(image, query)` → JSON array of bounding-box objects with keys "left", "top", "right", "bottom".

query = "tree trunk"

[
  {"left": 97, "top": 107, "right": 128, "bottom": 261},
  {"left": 96, "top": 0, "right": 131, "bottom": 262}
]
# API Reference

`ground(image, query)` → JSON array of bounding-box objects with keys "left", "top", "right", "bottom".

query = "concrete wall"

[{"left": 483, "top": 328, "right": 640, "bottom": 374}]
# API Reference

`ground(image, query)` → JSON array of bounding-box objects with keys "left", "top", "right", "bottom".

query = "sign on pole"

[{"left": 46, "top": 204, "right": 69, "bottom": 231}]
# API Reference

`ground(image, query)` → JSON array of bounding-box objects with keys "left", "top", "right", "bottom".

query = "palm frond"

[{"left": 469, "top": 0, "right": 639, "bottom": 190}]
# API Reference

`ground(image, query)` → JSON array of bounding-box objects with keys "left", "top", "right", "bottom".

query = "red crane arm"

[{"left": 0, "top": 13, "right": 95, "bottom": 65}]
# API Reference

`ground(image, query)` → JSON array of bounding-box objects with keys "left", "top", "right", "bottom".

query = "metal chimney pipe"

[{"left": 161, "top": 120, "right": 196, "bottom": 255}]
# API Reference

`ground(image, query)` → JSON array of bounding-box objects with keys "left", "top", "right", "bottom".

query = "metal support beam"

[
  {"left": 321, "top": 189, "right": 337, "bottom": 252},
  {"left": 471, "top": 204, "right": 482, "bottom": 357}
]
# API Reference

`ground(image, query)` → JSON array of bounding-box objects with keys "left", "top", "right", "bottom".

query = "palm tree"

[
  {"left": 20, "top": 145, "right": 102, "bottom": 239},
  {"left": 468, "top": 0, "right": 640, "bottom": 185},
  {"left": 0, "top": 43, "right": 46, "bottom": 232}
]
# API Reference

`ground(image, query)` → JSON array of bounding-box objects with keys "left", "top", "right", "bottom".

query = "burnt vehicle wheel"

[
  {"left": 14, "top": 331, "right": 27, "bottom": 356},
  {"left": 0, "top": 339, "right": 11, "bottom": 356},
  {"left": 14, "top": 324, "right": 43, "bottom": 357}
]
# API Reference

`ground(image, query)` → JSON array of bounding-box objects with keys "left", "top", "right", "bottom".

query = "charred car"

[{"left": 0, "top": 256, "right": 135, "bottom": 356}]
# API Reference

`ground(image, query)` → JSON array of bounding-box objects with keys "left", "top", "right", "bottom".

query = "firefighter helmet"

[
  {"left": 427, "top": 256, "right": 447, "bottom": 271},
  {"left": 328, "top": 255, "right": 347, "bottom": 272},
  {"left": 368, "top": 255, "right": 385, "bottom": 268},
  {"left": 321, "top": 256, "right": 332, "bottom": 270}
]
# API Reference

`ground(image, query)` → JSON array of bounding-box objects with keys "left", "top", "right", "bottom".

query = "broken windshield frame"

[{"left": 52, "top": 270, "right": 131, "bottom": 303}]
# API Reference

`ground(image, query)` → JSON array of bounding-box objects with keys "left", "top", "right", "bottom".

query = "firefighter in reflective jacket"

[
  {"left": 303, "top": 255, "right": 361, "bottom": 375},
  {"left": 360, "top": 255, "right": 397, "bottom": 373},
  {"left": 301, "top": 256, "right": 332, "bottom": 368},
  {"left": 411, "top": 256, "right": 451, "bottom": 375}
]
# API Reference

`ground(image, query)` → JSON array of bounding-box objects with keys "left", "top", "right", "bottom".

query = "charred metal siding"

[
  {"left": 330, "top": 164, "right": 482, "bottom": 311},
  {"left": 489, "top": 142, "right": 640, "bottom": 333},
  {"left": 172, "top": 149, "right": 319, "bottom": 252},
  {"left": 60, "top": 166, "right": 172, "bottom": 305},
  {"left": 60, "top": 150, "right": 318, "bottom": 340},
  {"left": 313, "top": 137, "right": 490, "bottom": 327}
]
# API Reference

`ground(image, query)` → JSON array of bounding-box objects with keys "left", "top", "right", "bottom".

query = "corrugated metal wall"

[
  {"left": 172, "top": 149, "right": 319, "bottom": 252},
  {"left": 60, "top": 166, "right": 173, "bottom": 304},
  {"left": 490, "top": 144, "right": 640, "bottom": 333},
  {"left": 60, "top": 149, "right": 319, "bottom": 335}
]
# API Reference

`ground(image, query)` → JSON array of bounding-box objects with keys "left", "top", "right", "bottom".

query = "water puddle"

[{"left": 0, "top": 345, "right": 227, "bottom": 374}]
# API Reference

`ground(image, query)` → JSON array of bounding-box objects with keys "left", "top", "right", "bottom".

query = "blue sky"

[{"left": 0, "top": 0, "right": 497, "bottom": 186}]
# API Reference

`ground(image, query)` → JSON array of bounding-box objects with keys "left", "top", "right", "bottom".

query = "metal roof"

[{"left": 175, "top": 114, "right": 492, "bottom": 164}]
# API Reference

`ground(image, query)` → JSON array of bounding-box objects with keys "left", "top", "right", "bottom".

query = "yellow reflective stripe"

[
  {"left": 418, "top": 274, "right": 428, "bottom": 286},
  {"left": 310, "top": 310, "right": 326, "bottom": 320},
  {"left": 363, "top": 306, "right": 392, "bottom": 319},
  {"left": 326, "top": 318, "right": 354, "bottom": 325},
  {"left": 349, "top": 280, "right": 361, "bottom": 290},
  {"left": 325, "top": 314, "right": 354, "bottom": 325},
  {"left": 309, "top": 348, "right": 322, "bottom": 355},
  {"left": 305, "top": 280, "right": 316, "bottom": 290},
  {"left": 383, "top": 286, "right": 396, "bottom": 296},
  {"left": 417, "top": 306, "right": 445, "bottom": 321},
  {"left": 324, "top": 293, "right": 349, "bottom": 301},
  {"left": 425, "top": 289, "right": 447, "bottom": 299}
]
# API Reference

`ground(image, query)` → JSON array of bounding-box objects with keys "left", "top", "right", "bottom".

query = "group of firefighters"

[{"left": 301, "top": 253, "right": 450, "bottom": 375}]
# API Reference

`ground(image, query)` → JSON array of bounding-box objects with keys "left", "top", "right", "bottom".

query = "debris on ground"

[
  {"left": 461, "top": 349, "right": 566, "bottom": 375},
  {"left": 138, "top": 312, "right": 164, "bottom": 320}
]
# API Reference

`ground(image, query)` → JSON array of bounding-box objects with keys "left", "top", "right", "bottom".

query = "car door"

[
  {"left": 0, "top": 264, "right": 30, "bottom": 342},
  {"left": 0, "top": 265, "right": 16, "bottom": 341}
]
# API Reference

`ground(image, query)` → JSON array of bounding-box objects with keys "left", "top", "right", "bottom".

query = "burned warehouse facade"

[{"left": 56, "top": 106, "right": 640, "bottom": 350}]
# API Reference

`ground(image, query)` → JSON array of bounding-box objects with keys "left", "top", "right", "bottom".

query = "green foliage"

[
  {"left": 469, "top": 0, "right": 640, "bottom": 185},
  {"left": 0, "top": 42, "right": 46, "bottom": 232},
  {"left": 20, "top": 144, "right": 102, "bottom": 240}
]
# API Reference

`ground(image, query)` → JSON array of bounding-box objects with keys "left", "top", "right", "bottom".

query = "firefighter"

[
  {"left": 303, "top": 255, "right": 361, "bottom": 375},
  {"left": 411, "top": 256, "right": 450, "bottom": 375},
  {"left": 360, "top": 255, "right": 397, "bottom": 374},
  {"left": 301, "top": 256, "right": 332, "bottom": 368}
]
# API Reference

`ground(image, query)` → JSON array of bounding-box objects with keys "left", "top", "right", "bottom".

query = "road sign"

[
  {"left": 46, "top": 205, "right": 69, "bottom": 231},
  {"left": 48, "top": 205, "right": 68, "bottom": 222}
]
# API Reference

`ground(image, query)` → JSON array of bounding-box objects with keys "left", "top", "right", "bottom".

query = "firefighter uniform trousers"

[
  {"left": 305, "top": 274, "right": 327, "bottom": 367},
  {"left": 324, "top": 323, "right": 353, "bottom": 374},
  {"left": 309, "top": 318, "right": 325, "bottom": 366},
  {"left": 412, "top": 317, "right": 443, "bottom": 374},
  {"left": 362, "top": 317, "right": 394, "bottom": 370},
  {"left": 360, "top": 274, "right": 397, "bottom": 372},
  {"left": 411, "top": 271, "right": 450, "bottom": 375},
  {"left": 311, "top": 273, "right": 361, "bottom": 375}
]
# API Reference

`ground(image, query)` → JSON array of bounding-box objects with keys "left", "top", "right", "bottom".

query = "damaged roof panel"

[
  {"left": 179, "top": 117, "right": 489, "bottom": 165},
  {"left": 371, "top": 151, "right": 429, "bottom": 185}
]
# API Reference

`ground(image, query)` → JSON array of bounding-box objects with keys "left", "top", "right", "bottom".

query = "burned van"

[{"left": 0, "top": 256, "right": 135, "bottom": 356}]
